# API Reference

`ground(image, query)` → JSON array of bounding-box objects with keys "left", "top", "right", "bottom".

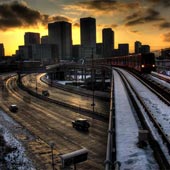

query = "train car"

[
  {"left": 89, "top": 53, "right": 156, "bottom": 73},
  {"left": 136, "top": 53, "right": 155, "bottom": 72}
]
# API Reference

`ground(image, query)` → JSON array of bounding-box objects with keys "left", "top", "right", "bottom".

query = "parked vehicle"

[{"left": 72, "top": 118, "right": 90, "bottom": 131}]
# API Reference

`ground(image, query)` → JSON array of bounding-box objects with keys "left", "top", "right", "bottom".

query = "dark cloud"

[
  {"left": 131, "top": 30, "right": 139, "bottom": 33},
  {"left": 0, "top": 0, "right": 13, "bottom": 2},
  {"left": 77, "top": 0, "right": 117, "bottom": 11},
  {"left": 126, "top": 12, "right": 140, "bottom": 20},
  {"left": 162, "top": 32, "right": 170, "bottom": 42},
  {"left": 0, "top": 1, "right": 71, "bottom": 30},
  {"left": 76, "top": 0, "right": 139, "bottom": 11},
  {"left": 111, "top": 24, "right": 118, "bottom": 28},
  {"left": 98, "top": 23, "right": 118, "bottom": 31},
  {"left": 159, "top": 22, "right": 170, "bottom": 29},
  {"left": 47, "top": 15, "right": 71, "bottom": 23},
  {"left": 125, "top": 8, "right": 164, "bottom": 26},
  {"left": 147, "top": 0, "right": 170, "bottom": 7}
]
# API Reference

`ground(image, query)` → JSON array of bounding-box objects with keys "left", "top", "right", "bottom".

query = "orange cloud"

[{"left": 162, "top": 32, "right": 170, "bottom": 42}]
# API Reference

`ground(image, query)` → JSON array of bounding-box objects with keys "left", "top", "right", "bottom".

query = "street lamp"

[
  {"left": 82, "top": 47, "right": 95, "bottom": 114},
  {"left": 49, "top": 141, "right": 55, "bottom": 170},
  {"left": 35, "top": 74, "right": 38, "bottom": 93},
  {"left": 91, "top": 48, "right": 95, "bottom": 114}
]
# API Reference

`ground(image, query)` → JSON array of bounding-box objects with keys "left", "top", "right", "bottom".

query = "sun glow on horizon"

[
  {"left": 1, "top": 24, "right": 170, "bottom": 56},
  {"left": 1, "top": 26, "right": 48, "bottom": 56}
]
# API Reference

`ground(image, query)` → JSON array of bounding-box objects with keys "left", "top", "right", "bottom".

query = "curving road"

[{"left": 0, "top": 75, "right": 109, "bottom": 170}]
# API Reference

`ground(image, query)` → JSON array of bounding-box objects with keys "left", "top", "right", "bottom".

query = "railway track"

[
  {"left": 130, "top": 70, "right": 170, "bottom": 106},
  {"left": 0, "top": 75, "right": 108, "bottom": 170},
  {"left": 114, "top": 68, "right": 170, "bottom": 169}
]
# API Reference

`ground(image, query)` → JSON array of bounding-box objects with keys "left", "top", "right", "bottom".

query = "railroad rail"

[
  {"left": 151, "top": 72, "right": 170, "bottom": 83},
  {"left": 129, "top": 70, "right": 170, "bottom": 106},
  {"left": 115, "top": 68, "right": 170, "bottom": 169}
]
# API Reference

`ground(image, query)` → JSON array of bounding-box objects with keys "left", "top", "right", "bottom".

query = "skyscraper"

[
  {"left": 24, "top": 32, "right": 40, "bottom": 45},
  {"left": 48, "top": 21, "right": 72, "bottom": 60},
  {"left": 80, "top": 17, "right": 96, "bottom": 59},
  {"left": 135, "top": 41, "right": 142, "bottom": 54},
  {"left": 41, "top": 36, "right": 49, "bottom": 44},
  {"left": 0, "top": 43, "right": 5, "bottom": 57},
  {"left": 140, "top": 45, "right": 150, "bottom": 53},
  {"left": 118, "top": 43, "right": 129, "bottom": 56},
  {"left": 102, "top": 28, "right": 114, "bottom": 58}
]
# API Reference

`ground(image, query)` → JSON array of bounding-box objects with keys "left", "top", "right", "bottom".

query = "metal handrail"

[{"left": 105, "top": 68, "right": 116, "bottom": 170}]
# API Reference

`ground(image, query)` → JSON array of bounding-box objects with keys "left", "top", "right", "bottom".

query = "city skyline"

[{"left": 1, "top": 0, "right": 170, "bottom": 55}]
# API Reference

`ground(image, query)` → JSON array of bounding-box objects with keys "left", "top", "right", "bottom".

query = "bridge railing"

[{"left": 105, "top": 69, "right": 119, "bottom": 170}]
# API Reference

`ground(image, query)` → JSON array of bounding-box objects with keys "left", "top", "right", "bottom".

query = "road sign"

[{"left": 60, "top": 148, "right": 88, "bottom": 168}]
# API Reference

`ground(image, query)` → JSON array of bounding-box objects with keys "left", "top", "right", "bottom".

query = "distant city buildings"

[
  {"left": 0, "top": 43, "right": 5, "bottom": 57},
  {"left": 16, "top": 45, "right": 32, "bottom": 60},
  {"left": 102, "top": 28, "right": 114, "bottom": 58},
  {"left": 24, "top": 32, "right": 40, "bottom": 45},
  {"left": 155, "top": 48, "right": 170, "bottom": 75},
  {"left": 32, "top": 44, "right": 58, "bottom": 64},
  {"left": 135, "top": 41, "right": 142, "bottom": 54},
  {"left": 118, "top": 43, "right": 129, "bottom": 56},
  {"left": 160, "top": 48, "right": 170, "bottom": 59},
  {"left": 112, "top": 49, "right": 120, "bottom": 56},
  {"left": 80, "top": 17, "right": 96, "bottom": 60},
  {"left": 16, "top": 32, "right": 58, "bottom": 64},
  {"left": 72, "top": 45, "right": 81, "bottom": 62},
  {"left": 1, "top": 16, "right": 154, "bottom": 64},
  {"left": 41, "top": 36, "right": 49, "bottom": 44},
  {"left": 48, "top": 21, "right": 72, "bottom": 60},
  {"left": 140, "top": 45, "right": 150, "bottom": 53},
  {"left": 134, "top": 41, "right": 150, "bottom": 54},
  {"left": 96, "top": 43, "right": 103, "bottom": 58}
]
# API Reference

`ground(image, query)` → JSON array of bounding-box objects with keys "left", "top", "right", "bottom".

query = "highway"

[
  {"left": 0, "top": 74, "right": 109, "bottom": 170},
  {"left": 21, "top": 73, "right": 110, "bottom": 115}
]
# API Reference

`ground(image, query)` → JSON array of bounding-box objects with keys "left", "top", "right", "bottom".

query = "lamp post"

[
  {"left": 50, "top": 72, "right": 53, "bottom": 86},
  {"left": 91, "top": 48, "right": 95, "bottom": 114},
  {"left": 35, "top": 74, "right": 38, "bottom": 93},
  {"left": 49, "top": 141, "right": 55, "bottom": 170}
]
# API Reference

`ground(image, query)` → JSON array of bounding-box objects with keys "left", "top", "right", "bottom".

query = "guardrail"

[
  {"left": 17, "top": 77, "right": 108, "bottom": 122},
  {"left": 116, "top": 68, "right": 170, "bottom": 169},
  {"left": 105, "top": 69, "right": 117, "bottom": 169},
  {"left": 40, "top": 75, "right": 110, "bottom": 101}
]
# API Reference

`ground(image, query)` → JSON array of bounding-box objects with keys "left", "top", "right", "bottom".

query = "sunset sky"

[{"left": 1, "top": 0, "right": 170, "bottom": 56}]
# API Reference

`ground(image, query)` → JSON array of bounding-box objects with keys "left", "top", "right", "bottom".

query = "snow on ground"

[
  {"left": 0, "top": 109, "right": 36, "bottom": 170},
  {"left": 118, "top": 68, "right": 170, "bottom": 164},
  {"left": 148, "top": 74, "right": 170, "bottom": 89},
  {"left": 113, "top": 70, "right": 159, "bottom": 170},
  {"left": 121, "top": 70, "right": 170, "bottom": 137}
]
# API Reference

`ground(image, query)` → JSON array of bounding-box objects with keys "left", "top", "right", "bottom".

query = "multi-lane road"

[{"left": 0, "top": 73, "right": 110, "bottom": 170}]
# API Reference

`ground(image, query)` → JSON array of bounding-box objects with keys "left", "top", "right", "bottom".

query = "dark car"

[
  {"left": 42, "top": 90, "right": 49, "bottom": 97},
  {"left": 72, "top": 118, "right": 90, "bottom": 131},
  {"left": 9, "top": 104, "right": 18, "bottom": 113}
]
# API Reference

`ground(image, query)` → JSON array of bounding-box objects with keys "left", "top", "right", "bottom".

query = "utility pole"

[
  {"left": 91, "top": 48, "right": 95, "bottom": 114},
  {"left": 35, "top": 74, "right": 38, "bottom": 93},
  {"left": 50, "top": 141, "right": 55, "bottom": 170}
]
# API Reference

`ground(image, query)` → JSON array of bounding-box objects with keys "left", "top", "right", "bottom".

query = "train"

[{"left": 89, "top": 53, "right": 156, "bottom": 73}]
